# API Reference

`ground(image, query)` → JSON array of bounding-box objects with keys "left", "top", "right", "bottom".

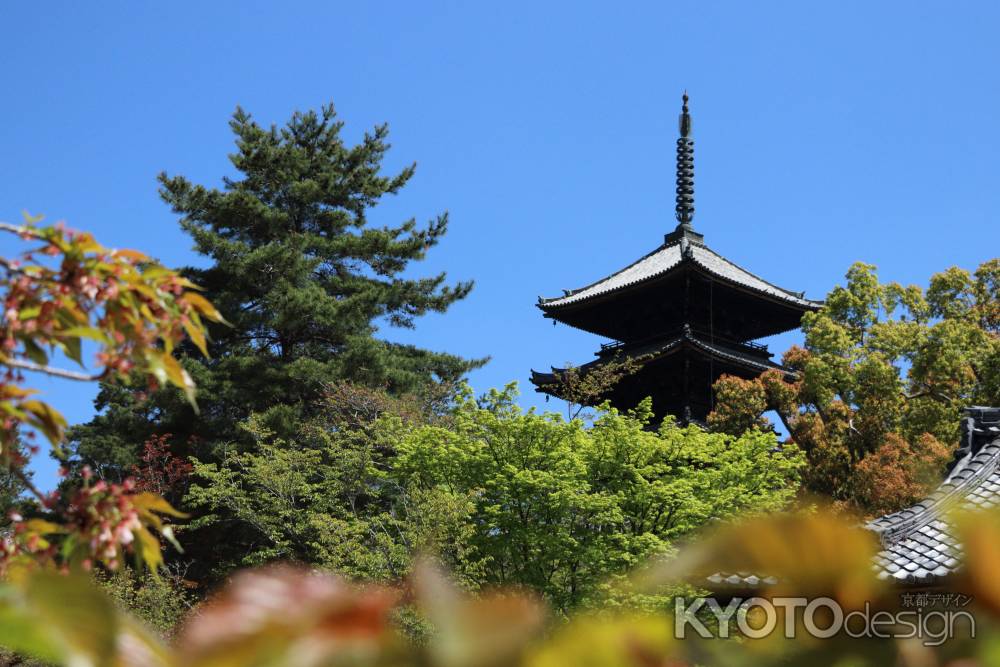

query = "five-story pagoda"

[{"left": 531, "top": 94, "right": 822, "bottom": 424}]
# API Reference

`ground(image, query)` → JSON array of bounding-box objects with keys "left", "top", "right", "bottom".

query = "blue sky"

[{"left": 2, "top": 2, "right": 998, "bottom": 489}]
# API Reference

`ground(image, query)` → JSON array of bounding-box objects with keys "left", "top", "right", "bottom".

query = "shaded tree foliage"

[{"left": 182, "top": 383, "right": 473, "bottom": 583}]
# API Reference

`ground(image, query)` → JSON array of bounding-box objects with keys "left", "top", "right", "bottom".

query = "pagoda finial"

[
  {"left": 665, "top": 92, "right": 702, "bottom": 244},
  {"left": 675, "top": 92, "right": 695, "bottom": 226}
]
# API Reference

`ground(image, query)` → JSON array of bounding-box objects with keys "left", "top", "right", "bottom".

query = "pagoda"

[{"left": 531, "top": 94, "right": 822, "bottom": 424}]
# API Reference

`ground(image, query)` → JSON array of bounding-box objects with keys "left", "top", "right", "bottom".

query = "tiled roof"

[
  {"left": 529, "top": 327, "right": 790, "bottom": 388},
  {"left": 703, "top": 407, "right": 1000, "bottom": 592},
  {"left": 867, "top": 407, "right": 1000, "bottom": 586},
  {"left": 538, "top": 237, "right": 822, "bottom": 310}
]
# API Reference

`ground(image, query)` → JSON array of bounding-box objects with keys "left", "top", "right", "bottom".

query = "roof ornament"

[
  {"left": 679, "top": 235, "right": 692, "bottom": 258},
  {"left": 665, "top": 92, "right": 703, "bottom": 244},
  {"left": 675, "top": 92, "right": 695, "bottom": 225}
]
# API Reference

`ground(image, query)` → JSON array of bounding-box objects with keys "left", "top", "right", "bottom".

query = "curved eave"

[
  {"left": 538, "top": 240, "right": 822, "bottom": 315},
  {"left": 530, "top": 332, "right": 793, "bottom": 392},
  {"left": 538, "top": 241, "right": 682, "bottom": 309}
]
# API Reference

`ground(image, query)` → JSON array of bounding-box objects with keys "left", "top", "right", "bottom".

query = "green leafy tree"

[
  {"left": 183, "top": 383, "right": 802, "bottom": 611},
  {"left": 710, "top": 259, "right": 1000, "bottom": 515},
  {"left": 96, "top": 565, "right": 194, "bottom": 638},
  {"left": 397, "top": 385, "right": 803, "bottom": 612},
  {"left": 67, "top": 103, "right": 482, "bottom": 480}
]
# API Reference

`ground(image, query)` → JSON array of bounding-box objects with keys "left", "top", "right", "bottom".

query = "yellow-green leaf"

[
  {"left": 22, "top": 519, "right": 66, "bottom": 535},
  {"left": 131, "top": 492, "right": 190, "bottom": 519},
  {"left": 162, "top": 354, "right": 197, "bottom": 408},
  {"left": 20, "top": 400, "right": 67, "bottom": 444},
  {"left": 183, "top": 292, "right": 229, "bottom": 324},
  {"left": 60, "top": 326, "right": 111, "bottom": 345},
  {"left": 21, "top": 338, "right": 48, "bottom": 366},
  {"left": 0, "top": 571, "right": 119, "bottom": 667},
  {"left": 182, "top": 317, "right": 209, "bottom": 357},
  {"left": 135, "top": 526, "right": 163, "bottom": 573}
]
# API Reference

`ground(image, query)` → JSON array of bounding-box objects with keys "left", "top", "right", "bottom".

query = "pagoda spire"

[{"left": 666, "top": 92, "right": 703, "bottom": 244}]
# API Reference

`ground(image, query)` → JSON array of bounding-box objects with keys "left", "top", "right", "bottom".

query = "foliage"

[
  {"left": 66, "top": 103, "right": 483, "bottom": 492},
  {"left": 97, "top": 564, "right": 195, "bottom": 638},
  {"left": 182, "top": 382, "right": 464, "bottom": 582},
  {"left": 395, "top": 384, "right": 803, "bottom": 613},
  {"left": 4, "top": 504, "right": 1000, "bottom": 666},
  {"left": 541, "top": 353, "right": 643, "bottom": 420},
  {"left": 130, "top": 434, "right": 194, "bottom": 504},
  {"left": 0, "top": 214, "right": 216, "bottom": 575},
  {"left": 709, "top": 260, "right": 1000, "bottom": 515},
  {"left": 184, "top": 383, "right": 802, "bottom": 610}
]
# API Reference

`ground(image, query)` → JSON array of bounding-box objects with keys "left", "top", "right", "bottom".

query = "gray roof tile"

[
  {"left": 866, "top": 408, "right": 1000, "bottom": 586},
  {"left": 539, "top": 239, "right": 821, "bottom": 310},
  {"left": 707, "top": 408, "right": 1000, "bottom": 592}
]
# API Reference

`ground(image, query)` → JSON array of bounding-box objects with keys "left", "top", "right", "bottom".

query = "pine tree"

[{"left": 67, "top": 104, "right": 482, "bottom": 477}]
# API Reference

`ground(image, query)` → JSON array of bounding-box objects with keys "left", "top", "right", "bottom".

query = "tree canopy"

[
  {"left": 187, "top": 384, "right": 804, "bottom": 611},
  {"left": 709, "top": 259, "right": 1000, "bottom": 515}
]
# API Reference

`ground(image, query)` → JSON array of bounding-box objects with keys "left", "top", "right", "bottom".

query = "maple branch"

[
  {"left": 0, "top": 221, "right": 42, "bottom": 240},
  {"left": 0, "top": 257, "right": 26, "bottom": 275},
  {"left": 774, "top": 409, "right": 798, "bottom": 446},
  {"left": 2, "top": 357, "right": 104, "bottom": 382},
  {"left": 10, "top": 463, "right": 48, "bottom": 506}
]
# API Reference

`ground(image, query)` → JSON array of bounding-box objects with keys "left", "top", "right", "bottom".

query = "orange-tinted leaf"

[
  {"left": 113, "top": 248, "right": 150, "bottom": 262},
  {"left": 177, "top": 566, "right": 399, "bottom": 667},
  {"left": 633, "top": 511, "right": 882, "bottom": 607},
  {"left": 0, "top": 386, "right": 38, "bottom": 399},
  {"left": 954, "top": 507, "right": 1000, "bottom": 614},
  {"left": 527, "top": 615, "right": 676, "bottom": 667}
]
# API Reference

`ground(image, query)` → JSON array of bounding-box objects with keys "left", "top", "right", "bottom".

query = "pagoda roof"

[
  {"left": 538, "top": 235, "right": 822, "bottom": 313},
  {"left": 530, "top": 326, "right": 791, "bottom": 389}
]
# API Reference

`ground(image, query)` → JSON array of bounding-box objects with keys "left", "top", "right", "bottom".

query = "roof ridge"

[{"left": 868, "top": 439, "right": 1000, "bottom": 547}]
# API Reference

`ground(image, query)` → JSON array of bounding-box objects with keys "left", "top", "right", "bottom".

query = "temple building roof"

[
  {"left": 536, "top": 93, "right": 821, "bottom": 345},
  {"left": 537, "top": 236, "right": 822, "bottom": 312},
  {"left": 866, "top": 407, "right": 1000, "bottom": 586},
  {"left": 531, "top": 92, "right": 821, "bottom": 424},
  {"left": 530, "top": 325, "right": 790, "bottom": 389},
  {"left": 703, "top": 407, "right": 1000, "bottom": 593}
]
